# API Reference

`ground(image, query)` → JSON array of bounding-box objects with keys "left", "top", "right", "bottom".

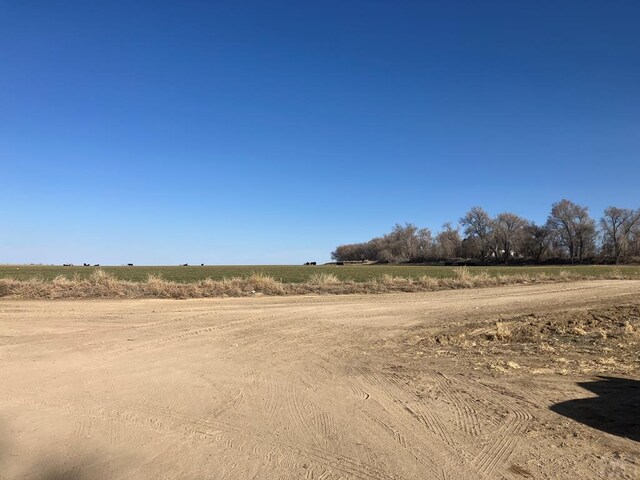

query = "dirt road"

[{"left": 1, "top": 280, "right": 639, "bottom": 479}]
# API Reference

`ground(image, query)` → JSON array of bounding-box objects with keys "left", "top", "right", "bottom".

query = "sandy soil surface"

[{"left": 1, "top": 280, "right": 639, "bottom": 479}]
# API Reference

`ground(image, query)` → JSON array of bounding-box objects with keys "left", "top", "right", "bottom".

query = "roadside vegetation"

[
  {"left": 0, "top": 267, "right": 638, "bottom": 299},
  {"left": 1, "top": 264, "right": 640, "bottom": 284}
]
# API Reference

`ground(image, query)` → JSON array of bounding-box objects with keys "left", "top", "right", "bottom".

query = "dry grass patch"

[{"left": 0, "top": 268, "right": 635, "bottom": 300}]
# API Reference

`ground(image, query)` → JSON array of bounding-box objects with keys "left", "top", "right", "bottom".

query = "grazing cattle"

[
  {"left": 94, "top": 264, "right": 100, "bottom": 267},
  {"left": 63, "top": 264, "right": 71, "bottom": 267},
  {"left": 311, "top": 261, "right": 317, "bottom": 265},
  {"left": 181, "top": 263, "right": 188, "bottom": 266},
  {"left": 127, "top": 263, "right": 134, "bottom": 267},
  {"left": 201, "top": 263, "right": 204, "bottom": 266},
  {"left": 83, "top": 263, "right": 90, "bottom": 267}
]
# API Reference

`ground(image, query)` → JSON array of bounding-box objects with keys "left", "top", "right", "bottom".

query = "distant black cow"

[
  {"left": 181, "top": 263, "right": 188, "bottom": 266},
  {"left": 311, "top": 261, "right": 317, "bottom": 265},
  {"left": 201, "top": 263, "right": 204, "bottom": 266},
  {"left": 83, "top": 263, "right": 90, "bottom": 266},
  {"left": 63, "top": 264, "right": 71, "bottom": 267},
  {"left": 94, "top": 264, "right": 100, "bottom": 267},
  {"left": 127, "top": 263, "right": 134, "bottom": 267}
]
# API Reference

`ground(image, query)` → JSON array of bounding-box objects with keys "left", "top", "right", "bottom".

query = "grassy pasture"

[{"left": 1, "top": 264, "right": 639, "bottom": 283}]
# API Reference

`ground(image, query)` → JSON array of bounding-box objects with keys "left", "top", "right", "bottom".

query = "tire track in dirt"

[
  {"left": 349, "top": 383, "right": 371, "bottom": 400},
  {"left": 461, "top": 380, "right": 534, "bottom": 478},
  {"left": 261, "top": 372, "right": 283, "bottom": 429},
  {"left": 192, "top": 416, "right": 401, "bottom": 480},
  {"left": 288, "top": 350, "right": 342, "bottom": 447},
  {"left": 386, "top": 371, "right": 454, "bottom": 446},
  {"left": 207, "top": 387, "right": 245, "bottom": 420},
  {"left": 100, "top": 369, "right": 122, "bottom": 480},
  {"left": 49, "top": 370, "right": 93, "bottom": 479},
  {"left": 113, "top": 390, "right": 395, "bottom": 480},
  {"left": 352, "top": 365, "right": 540, "bottom": 480},
  {"left": 350, "top": 366, "right": 484, "bottom": 479},
  {"left": 249, "top": 350, "right": 398, "bottom": 479},
  {"left": 357, "top": 406, "right": 451, "bottom": 480},
  {"left": 62, "top": 416, "right": 91, "bottom": 479},
  {"left": 288, "top": 442, "right": 403, "bottom": 480},
  {"left": 111, "top": 316, "right": 285, "bottom": 356},
  {"left": 432, "top": 373, "right": 483, "bottom": 437},
  {"left": 355, "top": 367, "right": 454, "bottom": 446},
  {"left": 285, "top": 373, "right": 323, "bottom": 447},
  {"left": 218, "top": 462, "right": 238, "bottom": 480},
  {"left": 472, "top": 409, "right": 531, "bottom": 477},
  {"left": 231, "top": 326, "right": 341, "bottom": 365}
]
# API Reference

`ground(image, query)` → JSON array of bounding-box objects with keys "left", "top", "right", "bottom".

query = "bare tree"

[
  {"left": 387, "top": 224, "right": 434, "bottom": 262},
  {"left": 331, "top": 243, "right": 367, "bottom": 262},
  {"left": 460, "top": 207, "right": 496, "bottom": 260},
  {"left": 547, "top": 200, "right": 576, "bottom": 260},
  {"left": 460, "top": 236, "right": 482, "bottom": 259},
  {"left": 576, "top": 209, "right": 597, "bottom": 261},
  {"left": 416, "top": 227, "right": 434, "bottom": 261},
  {"left": 631, "top": 222, "right": 640, "bottom": 257},
  {"left": 493, "top": 213, "right": 528, "bottom": 263},
  {"left": 523, "top": 223, "right": 551, "bottom": 262},
  {"left": 385, "top": 223, "right": 416, "bottom": 262},
  {"left": 546, "top": 199, "right": 596, "bottom": 263},
  {"left": 331, "top": 224, "right": 433, "bottom": 263},
  {"left": 600, "top": 207, "right": 640, "bottom": 263},
  {"left": 435, "top": 223, "right": 462, "bottom": 259}
]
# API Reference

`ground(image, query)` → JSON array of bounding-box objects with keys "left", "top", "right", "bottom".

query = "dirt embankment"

[{"left": 1, "top": 280, "right": 639, "bottom": 479}]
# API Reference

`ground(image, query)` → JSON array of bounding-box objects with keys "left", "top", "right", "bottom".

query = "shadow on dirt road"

[
  {"left": 551, "top": 376, "right": 640, "bottom": 442},
  {"left": 0, "top": 418, "right": 90, "bottom": 480}
]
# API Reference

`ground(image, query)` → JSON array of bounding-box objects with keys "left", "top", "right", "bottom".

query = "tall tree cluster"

[
  {"left": 600, "top": 207, "right": 640, "bottom": 263},
  {"left": 331, "top": 224, "right": 433, "bottom": 263},
  {"left": 331, "top": 200, "right": 640, "bottom": 264}
]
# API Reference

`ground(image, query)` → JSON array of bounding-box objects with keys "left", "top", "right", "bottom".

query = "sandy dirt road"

[{"left": 1, "top": 280, "right": 639, "bottom": 479}]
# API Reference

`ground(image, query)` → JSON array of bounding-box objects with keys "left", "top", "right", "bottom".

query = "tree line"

[{"left": 331, "top": 200, "right": 640, "bottom": 265}]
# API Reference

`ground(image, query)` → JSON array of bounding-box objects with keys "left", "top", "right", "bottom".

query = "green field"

[{"left": 1, "top": 264, "right": 639, "bottom": 283}]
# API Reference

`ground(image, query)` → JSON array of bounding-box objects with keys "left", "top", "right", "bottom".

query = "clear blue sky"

[{"left": 1, "top": 1, "right": 638, "bottom": 265}]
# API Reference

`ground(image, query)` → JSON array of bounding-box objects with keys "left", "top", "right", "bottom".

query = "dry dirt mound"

[
  {"left": 417, "top": 305, "right": 640, "bottom": 376},
  {"left": 485, "top": 305, "right": 640, "bottom": 343}
]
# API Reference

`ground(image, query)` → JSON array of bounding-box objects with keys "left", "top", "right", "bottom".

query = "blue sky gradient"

[{"left": 1, "top": 1, "right": 639, "bottom": 264}]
